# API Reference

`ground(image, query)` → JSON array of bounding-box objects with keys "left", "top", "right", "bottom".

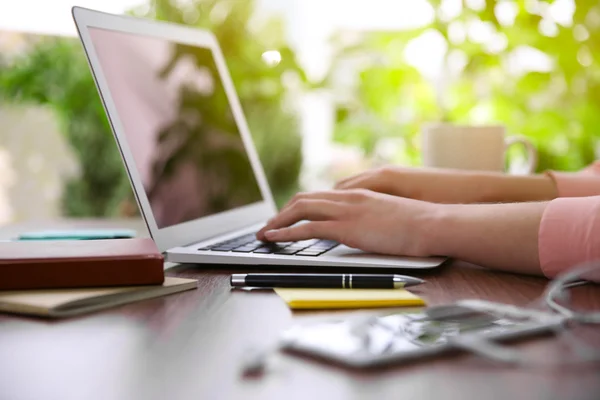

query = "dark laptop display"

[{"left": 88, "top": 27, "right": 263, "bottom": 228}]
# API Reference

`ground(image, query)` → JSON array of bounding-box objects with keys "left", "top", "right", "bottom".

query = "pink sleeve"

[
  {"left": 545, "top": 161, "right": 600, "bottom": 197},
  {"left": 538, "top": 196, "right": 600, "bottom": 278}
]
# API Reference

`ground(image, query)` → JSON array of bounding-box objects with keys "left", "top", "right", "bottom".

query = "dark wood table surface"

[{"left": 1, "top": 219, "right": 599, "bottom": 400}]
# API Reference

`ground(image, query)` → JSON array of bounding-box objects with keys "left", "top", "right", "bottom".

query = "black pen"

[{"left": 230, "top": 273, "right": 424, "bottom": 289}]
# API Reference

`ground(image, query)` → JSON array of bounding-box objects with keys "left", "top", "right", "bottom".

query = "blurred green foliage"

[
  {"left": 1, "top": 0, "right": 597, "bottom": 221},
  {"left": 0, "top": 38, "right": 133, "bottom": 217},
  {"left": 329, "top": 0, "right": 599, "bottom": 172},
  {"left": 0, "top": 0, "right": 304, "bottom": 217}
]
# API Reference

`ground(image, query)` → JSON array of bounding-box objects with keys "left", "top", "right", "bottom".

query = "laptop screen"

[{"left": 87, "top": 27, "right": 263, "bottom": 229}]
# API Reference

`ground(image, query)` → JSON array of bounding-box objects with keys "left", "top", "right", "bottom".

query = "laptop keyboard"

[{"left": 198, "top": 233, "right": 339, "bottom": 257}]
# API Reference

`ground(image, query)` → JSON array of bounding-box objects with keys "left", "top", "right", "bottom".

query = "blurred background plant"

[
  {"left": 0, "top": 0, "right": 305, "bottom": 217},
  {"left": 327, "top": 0, "right": 599, "bottom": 172},
  {"left": 0, "top": 38, "right": 134, "bottom": 217},
  {"left": 0, "top": 0, "right": 598, "bottom": 222}
]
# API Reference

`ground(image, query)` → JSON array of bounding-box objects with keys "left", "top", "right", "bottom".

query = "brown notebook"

[{"left": 0, "top": 238, "right": 164, "bottom": 290}]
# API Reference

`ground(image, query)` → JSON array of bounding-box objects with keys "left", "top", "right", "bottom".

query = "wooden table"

[{"left": 1, "top": 219, "right": 599, "bottom": 400}]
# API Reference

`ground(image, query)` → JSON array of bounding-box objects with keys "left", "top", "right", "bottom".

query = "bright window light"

[{"left": 0, "top": 0, "right": 143, "bottom": 36}]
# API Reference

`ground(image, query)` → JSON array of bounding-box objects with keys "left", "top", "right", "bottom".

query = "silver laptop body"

[{"left": 72, "top": 7, "right": 446, "bottom": 270}]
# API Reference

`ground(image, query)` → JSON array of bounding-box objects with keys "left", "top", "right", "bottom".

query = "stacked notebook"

[
  {"left": 0, "top": 277, "right": 197, "bottom": 318},
  {"left": 0, "top": 238, "right": 197, "bottom": 318}
]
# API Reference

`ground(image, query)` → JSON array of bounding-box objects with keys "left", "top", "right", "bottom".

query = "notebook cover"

[
  {"left": 0, "top": 238, "right": 164, "bottom": 290},
  {"left": 0, "top": 277, "right": 197, "bottom": 318}
]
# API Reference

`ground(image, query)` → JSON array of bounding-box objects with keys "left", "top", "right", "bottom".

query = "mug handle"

[{"left": 505, "top": 136, "right": 538, "bottom": 174}]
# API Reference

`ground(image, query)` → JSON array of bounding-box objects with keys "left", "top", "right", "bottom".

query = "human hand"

[
  {"left": 256, "top": 189, "right": 440, "bottom": 257},
  {"left": 334, "top": 166, "right": 477, "bottom": 203}
]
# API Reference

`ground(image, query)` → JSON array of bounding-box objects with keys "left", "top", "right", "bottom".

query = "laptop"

[{"left": 71, "top": 7, "right": 446, "bottom": 270}]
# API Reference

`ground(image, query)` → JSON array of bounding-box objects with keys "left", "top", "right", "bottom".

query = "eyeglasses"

[
  {"left": 350, "top": 261, "right": 600, "bottom": 367},
  {"left": 543, "top": 261, "right": 600, "bottom": 323},
  {"left": 534, "top": 261, "right": 600, "bottom": 366}
]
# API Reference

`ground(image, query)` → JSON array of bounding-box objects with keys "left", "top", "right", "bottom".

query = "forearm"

[
  {"left": 415, "top": 169, "right": 557, "bottom": 204},
  {"left": 477, "top": 173, "right": 558, "bottom": 203},
  {"left": 423, "top": 202, "right": 548, "bottom": 275}
]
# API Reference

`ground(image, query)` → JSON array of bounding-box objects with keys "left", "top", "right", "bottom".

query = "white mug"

[{"left": 421, "top": 124, "right": 538, "bottom": 174}]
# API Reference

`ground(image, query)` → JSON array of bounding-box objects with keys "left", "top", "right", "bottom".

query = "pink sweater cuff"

[
  {"left": 538, "top": 196, "right": 600, "bottom": 278},
  {"left": 545, "top": 162, "right": 600, "bottom": 197}
]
